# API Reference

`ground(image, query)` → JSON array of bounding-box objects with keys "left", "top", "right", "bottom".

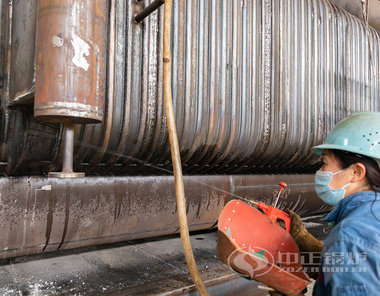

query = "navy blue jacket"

[{"left": 313, "top": 191, "right": 380, "bottom": 295}]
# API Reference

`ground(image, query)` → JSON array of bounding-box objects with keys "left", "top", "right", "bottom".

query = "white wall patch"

[
  {"left": 71, "top": 34, "right": 90, "bottom": 71},
  {"left": 41, "top": 185, "right": 52, "bottom": 191},
  {"left": 52, "top": 35, "right": 64, "bottom": 47}
]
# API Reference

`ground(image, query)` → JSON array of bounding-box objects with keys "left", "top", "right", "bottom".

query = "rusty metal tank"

[{"left": 34, "top": 0, "right": 106, "bottom": 123}]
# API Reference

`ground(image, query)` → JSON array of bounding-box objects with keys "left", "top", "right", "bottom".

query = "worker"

[{"left": 287, "top": 112, "right": 380, "bottom": 295}]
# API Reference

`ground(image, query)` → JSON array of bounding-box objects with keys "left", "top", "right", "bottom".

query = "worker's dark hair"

[{"left": 330, "top": 149, "right": 380, "bottom": 192}]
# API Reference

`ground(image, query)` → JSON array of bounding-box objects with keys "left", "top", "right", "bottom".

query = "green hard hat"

[{"left": 311, "top": 112, "right": 380, "bottom": 168}]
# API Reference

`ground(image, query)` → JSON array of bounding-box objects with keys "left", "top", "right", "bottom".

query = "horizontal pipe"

[
  {"left": 0, "top": 174, "right": 328, "bottom": 259},
  {"left": 135, "top": 0, "right": 165, "bottom": 23}
]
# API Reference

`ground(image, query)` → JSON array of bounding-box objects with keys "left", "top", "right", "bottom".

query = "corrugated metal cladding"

[{"left": 1, "top": 0, "right": 380, "bottom": 176}]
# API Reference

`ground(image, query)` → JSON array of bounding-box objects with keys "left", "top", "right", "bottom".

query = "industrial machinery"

[{"left": 0, "top": 0, "right": 379, "bottom": 293}]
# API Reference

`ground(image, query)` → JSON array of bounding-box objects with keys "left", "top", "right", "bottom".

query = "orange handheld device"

[
  {"left": 250, "top": 182, "right": 290, "bottom": 232},
  {"left": 252, "top": 202, "right": 291, "bottom": 233}
]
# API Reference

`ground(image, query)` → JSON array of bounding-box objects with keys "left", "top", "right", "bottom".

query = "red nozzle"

[{"left": 278, "top": 182, "right": 287, "bottom": 192}]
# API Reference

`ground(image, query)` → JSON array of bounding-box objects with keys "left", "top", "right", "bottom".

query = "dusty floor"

[{"left": 0, "top": 215, "right": 328, "bottom": 295}]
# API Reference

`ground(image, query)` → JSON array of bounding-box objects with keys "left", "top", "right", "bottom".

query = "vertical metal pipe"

[
  {"left": 62, "top": 124, "right": 74, "bottom": 173},
  {"left": 49, "top": 124, "right": 84, "bottom": 178},
  {"left": 34, "top": 0, "right": 106, "bottom": 124},
  {"left": 34, "top": 0, "right": 106, "bottom": 178}
]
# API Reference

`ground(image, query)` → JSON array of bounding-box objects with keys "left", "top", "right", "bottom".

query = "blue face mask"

[{"left": 314, "top": 167, "right": 352, "bottom": 206}]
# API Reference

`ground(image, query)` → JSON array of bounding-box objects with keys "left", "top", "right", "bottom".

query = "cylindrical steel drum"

[{"left": 34, "top": 0, "right": 106, "bottom": 123}]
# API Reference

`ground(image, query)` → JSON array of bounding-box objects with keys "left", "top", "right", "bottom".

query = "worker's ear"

[{"left": 351, "top": 163, "right": 367, "bottom": 182}]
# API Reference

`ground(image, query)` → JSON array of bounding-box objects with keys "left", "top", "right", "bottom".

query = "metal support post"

[{"left": 48, "top": 123, "right": 85, "bottom": 178}]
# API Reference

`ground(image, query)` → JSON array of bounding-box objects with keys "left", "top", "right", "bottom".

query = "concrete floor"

[{"left": 0, "top": 215, "right": 328, "bottom": 296}]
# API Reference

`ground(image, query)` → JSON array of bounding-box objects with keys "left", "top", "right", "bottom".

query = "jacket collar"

[{"left": 324, "top": 191, "right": 378, "bottom": 225}]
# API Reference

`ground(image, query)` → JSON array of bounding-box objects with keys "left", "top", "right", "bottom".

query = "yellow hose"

[{"left": 163, "top": 1, "right": 209, "bottom": 295}]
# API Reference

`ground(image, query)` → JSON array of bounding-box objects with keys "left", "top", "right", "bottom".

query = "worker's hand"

[
  {"left": 284, "top": 209, "right": 323, "bottom": 280},
  {"left": 284, "top": 209, "right": 306, "bottom": 239},
  {"left": 284, "top": 208, "right": 323, "bottom": 250}
]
